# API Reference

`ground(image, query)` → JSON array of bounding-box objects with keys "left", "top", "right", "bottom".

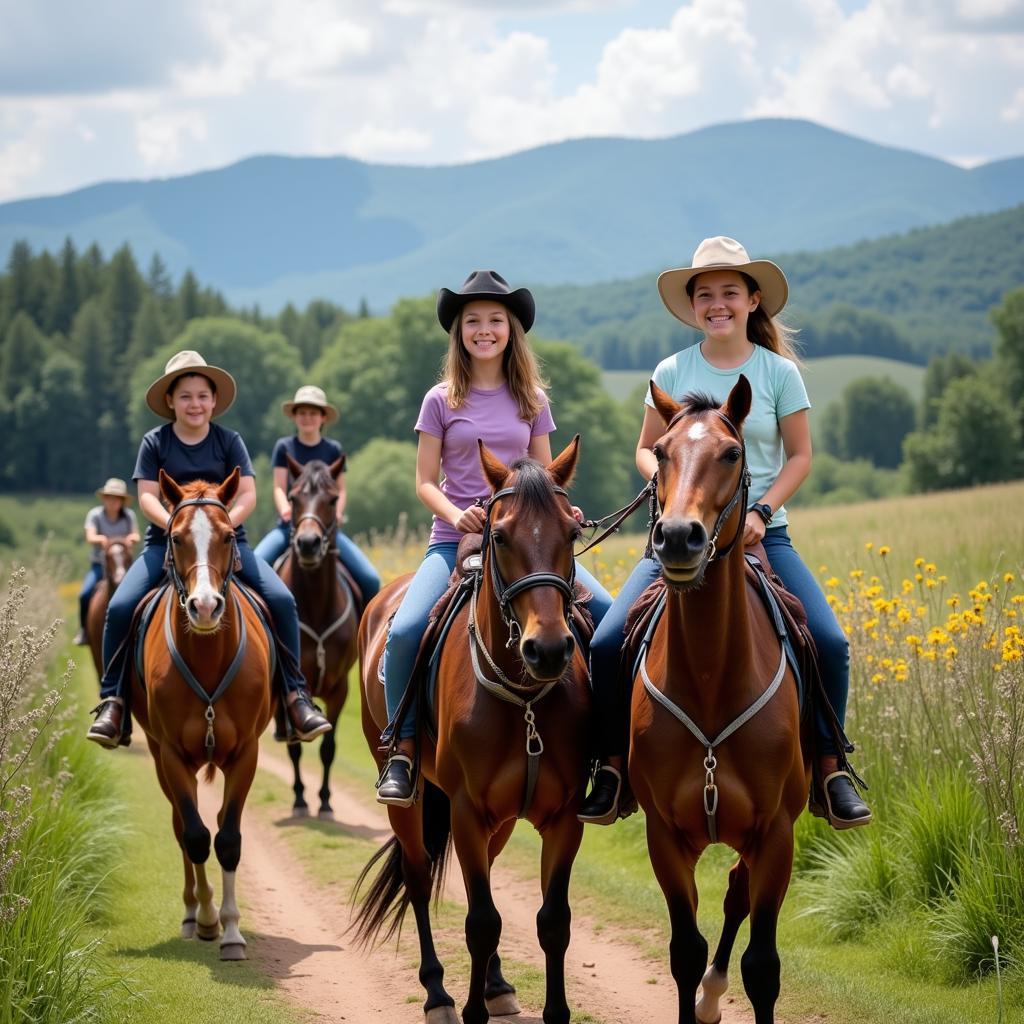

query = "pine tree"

[{"left": 49, "top": 237, "right": 80, "bottom": 336}]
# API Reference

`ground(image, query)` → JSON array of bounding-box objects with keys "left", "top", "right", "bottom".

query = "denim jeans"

[
  {"left": 79, "top": 562, "right": 104, "bottom": 630},
  {"left": 99, "top": 540, "right": 307, "bottom": 699},
  {"left": 253, "top": 522, "right": 381, "bottom": 603}
]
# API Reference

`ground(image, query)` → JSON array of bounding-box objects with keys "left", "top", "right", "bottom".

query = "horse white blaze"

[
  {"left": 687, "top": 421, "right": 708, "bottom": 441},
  {"left": 189, "top": 509, "right": 219, "bottom": 618}
]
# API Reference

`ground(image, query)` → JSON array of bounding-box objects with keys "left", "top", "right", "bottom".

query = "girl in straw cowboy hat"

[
  {"left": 579, "top": 237, "right": 872, "bottom": 831},
  {"left": 253, "top": 384, "right": 380, "bottom": 604},
  {"left": 87, "top": 350, "right": 331, "bottom": 748},
  {"left": 74, "top": 478, "right": 140, "bottom": 645},
  {"left": 376, "top": 270, "right": 613, "bottom": 806}
]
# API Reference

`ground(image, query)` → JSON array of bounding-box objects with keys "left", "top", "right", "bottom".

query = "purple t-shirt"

[{"left": 415, "top": 382, "right": 556, "bottom": 544}]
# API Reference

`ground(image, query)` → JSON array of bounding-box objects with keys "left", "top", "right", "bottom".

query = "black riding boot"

[
  {"left": 578, "top": 764, "right": 636, "bottom": 825},
  {"left": 376, "top": 754, "right": 415, "bottom": 807},
  {"left": 86, "top": 698, "right": 124, "bottom": 749},
  {"left": 286, "top": 689, "right": 331, "bottom": 741},
  {"left": 822, "top": 771, "right": 872, "bottom": 829}
]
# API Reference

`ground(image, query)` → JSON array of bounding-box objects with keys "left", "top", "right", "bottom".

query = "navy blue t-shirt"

[
  {"left": 134, "top": 422, "right": 255, "bottom": 545},
  {"left": 270, "top": 435, "right": 345, "bottom": 526}
]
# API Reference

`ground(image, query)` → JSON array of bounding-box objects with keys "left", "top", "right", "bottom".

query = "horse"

[
  {"left": 130, "top": 468, "right": 274, "bottom": 961},
  {"left": 629, "top": 377, "right": 808, "bottom": 1024},
  {"left": 354, "top": 438, "right": 590, "bottom": 1024},
  {"left": 86, "top": 539, "right": 133, "bottom": 678},
  {"left": 274, "top": 454, "right": 359, "bottom": 818}
]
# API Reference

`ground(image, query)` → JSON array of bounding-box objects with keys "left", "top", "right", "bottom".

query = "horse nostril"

[
  {"left": 564, "top": 634, "right": 575, "bottom": 660},
  {"left": 521, "top": 638, "right": 539, "bottom": 665},
  {"left": 652, "top": 521, "right": 665, "bottom": 548}
]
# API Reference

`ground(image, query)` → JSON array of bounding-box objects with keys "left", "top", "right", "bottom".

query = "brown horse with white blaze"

[
  {"left": 131, "top": 468, "right": 274, "bottom": 961},
  {"left": 86, "top": 539, "right": 133, "bottom": 679},
  {"left": 275, "top": 454, "right": 358, "bottom": 818},
  {"left": 355, "top": 438, "right": 590, "bottom": 1024},
  {"left": 630, "top": 378, "right": 808, "bottom": 1024}
]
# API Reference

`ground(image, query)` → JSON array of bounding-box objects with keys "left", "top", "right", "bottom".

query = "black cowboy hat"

[{"left": 437, "top": 270, "right": 535, "bottom": 333}]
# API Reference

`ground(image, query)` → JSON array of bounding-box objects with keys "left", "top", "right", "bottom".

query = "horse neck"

[
  {"left": 663, "top": 543, "right": 758, "bottom": 713},
  {"left": 290, "top": 554, "right": 344, "bottom": 624}
]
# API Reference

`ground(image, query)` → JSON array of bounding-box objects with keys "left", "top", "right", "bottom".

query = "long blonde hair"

[
  {"left": 687, "top": 271, "right": 801, "bottom": 364},
  {"left": 442, "top": 307, "right": 547, "bottom": 421}
]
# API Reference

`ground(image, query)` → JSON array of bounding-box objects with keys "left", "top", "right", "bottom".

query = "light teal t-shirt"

[{"left": 646, "top": 343, "right": 810, "bottom": 529}]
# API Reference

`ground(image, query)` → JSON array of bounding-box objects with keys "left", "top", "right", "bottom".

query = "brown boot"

[
  {"left": 87, "top": 698, "right": 124, "bottom": 749},
  {"left": 287, "top": 690, "right": 331, "bottom": 741}
]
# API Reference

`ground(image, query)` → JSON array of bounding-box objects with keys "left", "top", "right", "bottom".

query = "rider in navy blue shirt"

[
  {"left": 253, "top": 385, "right": 380, "bottom": 604},
  {"left": 87, "top": 351, "right": 332, "bottom": 748}
]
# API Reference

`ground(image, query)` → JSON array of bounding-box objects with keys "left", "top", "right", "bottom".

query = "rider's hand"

[
  {"left": 454, "top": 505, "right": 486, "bottom": 534},
  {"left": 280, "top": 506, "right": 292, "bottom": 523},
  {"left": 571, "top": 505, "right": 584, "bottom": 523},
  {"left": 742, "top": 511, "right": 766, "bottom": 547}
]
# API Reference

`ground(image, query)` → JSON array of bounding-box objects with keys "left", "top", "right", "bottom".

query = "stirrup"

[
  {"left": 821, "top": 770, "right": 872, "bottom": 830},
  {"left": 376, "top": 754, "right": 416, "bottom": 807},
  {"left": 578, "top": 764, "right": 624, "bottom": 825}
]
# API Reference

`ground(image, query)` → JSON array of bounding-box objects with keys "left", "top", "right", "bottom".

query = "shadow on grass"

[{"left": 271, "top": 813, "right": 386, "bottom": 843}]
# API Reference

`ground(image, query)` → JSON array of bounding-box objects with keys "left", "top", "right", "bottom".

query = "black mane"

[
  {"left": 294, "top": 459, "right": 337, "bottom": 495},
  {"left": 677, "top": 391, "right": 721, "bottom": 417},
  {"left": 505, "top": 457, "right": 560, "bottom": 514}
]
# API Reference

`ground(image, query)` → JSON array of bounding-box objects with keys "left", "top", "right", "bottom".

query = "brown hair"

[
  {"left": 687, "top": 271, "right": 801, "bottom": 364},
  {"left": 168, "top": 372, "right": 218, "bottom": 398},
  {"left": 442, "top": 307, "right": 547, "bottom": 421}
]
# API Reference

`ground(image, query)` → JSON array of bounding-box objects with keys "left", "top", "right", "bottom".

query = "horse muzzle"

[
  {"left": 652, "top": 516, "right": 710, "bottom": 589},
  {"left": 520, "top": 630, "right": 575, "bottom": 681},
  {"left": 185, "top": 591, "right": 226, "bottom": 632},
  {"left": 293, "top": 530, "right": 327, "bottom": 568}
]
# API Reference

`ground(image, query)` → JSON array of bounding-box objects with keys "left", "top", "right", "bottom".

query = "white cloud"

[{"left": 136, "top": 111, "right": 209, "bottom": 166}]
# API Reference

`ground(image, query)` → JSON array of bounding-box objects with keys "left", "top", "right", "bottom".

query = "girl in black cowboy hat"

[
  {"left": 376, "top": 271, "right": 613, "bottom": 805},
  {"left": 86, "top": 350, "right": 331, "bottom": 748},
  {"left": 580, "top": 237, "right": 871, "bottom": 831}
]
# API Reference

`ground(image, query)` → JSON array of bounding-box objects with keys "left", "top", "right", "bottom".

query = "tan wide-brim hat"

[
  {"left": 281, "top": 385, "right": 339, "bottom": 424},
  {"left": 145, "top": 350, "right": 237, "bottom": 419},
  {"left": 657, "top": 236, "right": 789, "bottom": 330},
  {"left": 95, "top": 477, "right": 133, "bottom": 504}
]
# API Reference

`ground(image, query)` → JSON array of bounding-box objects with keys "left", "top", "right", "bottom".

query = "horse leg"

[
  {"left": 696, "top": 859, "right": 750, "bottom": 1024},
  {"left": 451, "top": 796, "right": 501, "bottom": 1024},
  {"left": 740, "top": 819, "right": 795, "bottom": 1024},
  {"left": 160, "top": 748, "right": 219, "bottom": 939},
  {"left": 390, "top": 804, "right": 458, "bottom": 1023},
  {"left": 484, "top": 820, "right": 519, "bottom": 1016},
  {"left": 316, "top": 717, "right": 337, "bottom": 819},
  {"left": 646, "top": 813, "right": 706, "bottom": 1024},
  {"left": 287, "top": 738, "right": 308, "bottom": 817},
  {"left": 215, "top": 740, "right": 259, "bottom": 961},
  {"left": 535, "top": 810, "right": 584, "bottom": 1024}
]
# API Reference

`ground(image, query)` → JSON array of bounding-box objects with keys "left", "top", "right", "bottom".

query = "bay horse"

[
  {"left": 275, "top": 454, "right": 358, "bottom": 818},
  {"left": 355, "top": 439, "right": 590, "bottom": 1024},
  {"left": 131, "top": 468, "right": 274, "bottom": 961},
  {"left": 86, "top": 539, "right": 133, "bottom": 679},
  {"left": 630, "top": 378, "right": 808, "bottom": 1024}
]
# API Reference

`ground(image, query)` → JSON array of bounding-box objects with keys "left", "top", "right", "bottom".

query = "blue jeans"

[
  {"left": 384, "top": 544, "right": 613, "bottom": 741},
  {"left": 590, "top": 528, "right": 850, "bottom": 758},
  {"left": 79, "top": 562, "right": 104, "bottom": 630},
  {"left": 99, "top": 540, "right": 307, "bottom": 700},
  {"left": 253, "top": 522, "right": 381, "bottom": 603}
]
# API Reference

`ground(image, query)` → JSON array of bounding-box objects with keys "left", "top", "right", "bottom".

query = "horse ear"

[
  {"left": 159, "top": 469, "right": 183, "bottom": 508},
  {"left": 285, "top": 452, "right": 303, "bottom": 479},
  {"left": 649, "top": 381, "right": 682, "bottom": 427},
  {"left": 216, "top": 466, "right": 241, "bottom": 506},
  {"left": 329, "top": 455, "right": 346, "bottom": 478},
  {"left": 724, "top": 374, "right": 752, "bottom": 428},
  {"left": 548, "top": 434, "right": 580, "bottom": 489},
  {"left": 478, "top": 440, "right": 509, "bottom": 492}
]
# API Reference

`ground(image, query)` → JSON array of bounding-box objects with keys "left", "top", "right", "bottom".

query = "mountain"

[{"left": 1, "top": 118, "right": 1021, "bottom": 312}]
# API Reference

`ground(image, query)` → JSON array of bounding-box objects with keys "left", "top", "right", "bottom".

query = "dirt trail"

[{"left": 190, "top": 748, "right": 757, "bottom": 1024}]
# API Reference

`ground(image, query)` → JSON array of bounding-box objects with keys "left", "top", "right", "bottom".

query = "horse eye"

[
  {"left": 328, "top": 496, "right": 338, "bottom": 505},
  {"left": 653, "top": 445, "right": 667, "bottom": 463},
  {"left": 492, "top": 531, "right": 506, "bottom": 547},
  {"left": 723, "top": 448, "right": 742, "bottom": 463},
  {"left": 170, "top": 534, "right": 181, "bottom": 546}
]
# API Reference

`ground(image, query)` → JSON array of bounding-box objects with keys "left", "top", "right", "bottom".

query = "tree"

[
  {"left": 127, "top": 294, "right": 169, "bottom": 364},
  {"left": 992, "top": 286, "right": 1024, "bottom": 412},
  {"left": 920, "top": 352, "right": 976, "bottom": 428},
  {"left": 1, "top": 312, "right": 49, "bottom": 401},
  {"left": 344, "top": 439, "right": 431, "bottom": 538},
  {"left": 38, "top": 353, "right": 89, "bottom": 490},
  {"left": 104, "top": 244, "right": 143, "bottom": 370},
  {"left": 48, "top": 237, "right": 80, "bottom": 336},
  {"left": 146, "top": 252, "right": 173, "bottom": 300},
  {"left": 178, "top": 270, "right": 201, "bottom": 323},
  {"left": 820, "top": 376, "right": 916, "bottom": 468}
]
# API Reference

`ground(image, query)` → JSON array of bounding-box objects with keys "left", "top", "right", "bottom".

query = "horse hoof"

[
  {"left": 424, "top": 1006, "right": 459, "bottom": 1024},
  {"left": 180, "top": 918, "right": 197, "bottom": 939},
  {"left": 220, "top": 943, "right": 247, "bottom": 961},
  {"left": 485, "top": 993, "right": 521, "bottom": 1016},
  {"left": 317, "top": 808, "right": 334, "bottom": 821},
  {"left": 292, "top": 805, "right": 309, "bottom": 819},
  {"left": 196, "top": 922, "right": 221, "bottom": 941}
]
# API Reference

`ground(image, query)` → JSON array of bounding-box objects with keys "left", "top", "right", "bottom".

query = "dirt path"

[{"left": 193, "top": 749, "right": 757, "bottom": 1024}]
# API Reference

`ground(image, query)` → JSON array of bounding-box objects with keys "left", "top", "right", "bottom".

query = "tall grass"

[{"left": 0, "top": 565, "right": 126, "bottom": 1024}]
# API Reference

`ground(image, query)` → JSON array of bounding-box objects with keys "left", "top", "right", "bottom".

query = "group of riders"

[{"left": 80, "top": 235, "right": 871, "bottom": 832}]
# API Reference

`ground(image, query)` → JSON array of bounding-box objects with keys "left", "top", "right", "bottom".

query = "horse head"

[
  {"left": 477, "top": 435, "right": 582, "bottom": 682},
  {"left": 648, "top": 375, "right": 751, "bottom": 589},
  {"left": 104, "top": 540, "right": 133, "bottom": 589},
  {"left": 159, "top": 467, "right": 241, "bottom": 632},
  {"left": 286, "top": 454, "right": 345, "bottom": 569}
]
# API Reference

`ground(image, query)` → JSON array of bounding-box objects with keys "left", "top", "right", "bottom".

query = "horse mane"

[
  {"left": 505, "top": 457, "right": 561, "bottom": 515},
  {"left": 293, "top": 459, "right": 337, "bottom": 495},
  {"left": 179, "top": 479, "right": 219, "bottom": 499},
  {"left": 677, "top": 391, "right": 721, "bottom": 417}
]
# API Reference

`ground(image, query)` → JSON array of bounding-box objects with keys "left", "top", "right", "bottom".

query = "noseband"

[
  {"left": 480, "top": 484, "right": 578, "bottom": 648},
  {"left": 164, "top": 496, "right": 239, "bottom": 608},
  {"left": 290, "top": 509, "right": 335, "bottom": 562},
  {"left": 656, "top": 408, "right": 751, "bottom": 565}
]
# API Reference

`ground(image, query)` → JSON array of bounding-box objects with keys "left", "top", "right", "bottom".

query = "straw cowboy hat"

[
  {"left": 145, "top": 350, "right": 237, "bottom": 419},
  {"left": 657, "top": 236, "right": 789, "bottom": 330},
  {"left": 95, "top": 477, "right": 133, "bottom": 504},
  {"left": 437, "top": 270, "right": 536, "bottom": 333},
  {"left": 282, "top": 385, "right": 339, "bottom": 424}
]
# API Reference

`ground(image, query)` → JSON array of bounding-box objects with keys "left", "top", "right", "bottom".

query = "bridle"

[
  {"left": 655, "top": 408, "right": 751, "bottom": 566},
  {"left": 164, "top": 496, "right": 239, "bottom": 609},
  {"left": 290, "top": 509, "right": 335, "bottom": 562}
]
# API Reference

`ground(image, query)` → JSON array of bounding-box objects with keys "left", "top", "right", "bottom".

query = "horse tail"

[{"left": 349, "top": 779, "right": 452, "bottom": 948}]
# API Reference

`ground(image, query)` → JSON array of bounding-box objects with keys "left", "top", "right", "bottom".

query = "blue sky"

[{"left": 0, "top": 0, "right": 1021, "bottom": 203}]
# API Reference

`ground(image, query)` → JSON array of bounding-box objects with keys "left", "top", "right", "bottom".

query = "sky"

[{"left": 1, "top": 0, "right": 1023, "bottom": 204}]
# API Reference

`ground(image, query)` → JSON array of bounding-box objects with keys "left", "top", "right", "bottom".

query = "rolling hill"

[{"left": 0, "top": 118, "right": 1020, "bottom": 312}]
